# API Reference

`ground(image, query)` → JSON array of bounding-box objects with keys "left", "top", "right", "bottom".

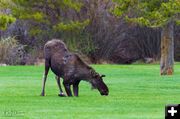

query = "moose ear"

[
  {"left": 101, "top": 75, "right": 106, "bottom": 77},
  {"left": 91, "top": 70, "right": 99, "bottom": 78},
  {"left": 94, "top": 74, "right": 99, "bottom": 78}
]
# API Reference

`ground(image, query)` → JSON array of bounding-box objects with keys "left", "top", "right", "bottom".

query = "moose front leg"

[
  {"left": 41, "top": 59, "right": 50, "bottom": 96},
  {"left": 63, "top": 81, "right": 72, "bottom": 97},
  {"left": 55, "top": 76, "right": 66, "bottom": 97},
  {"left": 73, "top": 80, "right": 80, "bottom": 97}
]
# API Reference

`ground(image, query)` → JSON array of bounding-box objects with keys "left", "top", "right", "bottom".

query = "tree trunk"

[{"left": 160, "top": 21, "right": 174, "bottom": 75}]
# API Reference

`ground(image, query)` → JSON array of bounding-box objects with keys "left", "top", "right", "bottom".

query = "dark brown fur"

[{"left": 41, "top": 39, "right": 109, "bottom": 97}]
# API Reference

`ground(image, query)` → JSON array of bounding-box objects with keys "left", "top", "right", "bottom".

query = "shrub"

[
  {"left": 6, "top": 45, "right": 27, "bottom": 65},
  {"left": 0, "top": 37, "right": 27, "bottom": 65},
  {"left": 0, "top": 37, "right": 18, "bottom": 63}
]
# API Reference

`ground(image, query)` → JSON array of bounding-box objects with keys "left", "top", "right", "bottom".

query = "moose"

[{"left": 40, "top": 39, "right": 109, "bottom": 97}]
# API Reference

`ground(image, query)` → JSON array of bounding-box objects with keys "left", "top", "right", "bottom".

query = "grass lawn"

[{"left": 0, "top": 64, "right": 180, "bottom": 119}]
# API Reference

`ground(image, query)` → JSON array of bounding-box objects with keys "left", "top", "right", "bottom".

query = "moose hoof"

[
  {"left": 40, "top": 93, "right": 45, "bottom": 96},
  {"left": 58, "top": 93, "right": 66, "bottom": 97}
]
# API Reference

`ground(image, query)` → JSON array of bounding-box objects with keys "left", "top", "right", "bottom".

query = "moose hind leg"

[
  {"left": 40, "top": 59, "right": 50, "bottom": 96},
  {"left": 55, "top": 76, "right": 66, "bottom": 97},
  {"left": 73, "top": 81, "right": 80, "bottom": 97}
]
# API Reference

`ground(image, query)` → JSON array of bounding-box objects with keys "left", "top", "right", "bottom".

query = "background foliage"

[{"left": 0, "top": 0, "right": 180, "bottom": 65}]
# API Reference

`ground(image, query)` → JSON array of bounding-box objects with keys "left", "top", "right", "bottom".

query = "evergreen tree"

[
  {"left": 0, "top": 0, "right": 16, "bottom": 30},
  {"left": 10, "top": 0, "right": 89, "bottom": 35},
  {"left": 113, "top": 0, "right": 180, "bottom": 75}
]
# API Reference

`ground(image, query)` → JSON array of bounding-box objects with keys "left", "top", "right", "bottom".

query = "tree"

[
  {"left": 10, "top": 0, "right": 89, "bottom": 47},
  {"left": 0, "top": 0, "right": 16, "bottom": 30},
  {"left": 113, "top": 0, "right": 180, "bottom": 75}
]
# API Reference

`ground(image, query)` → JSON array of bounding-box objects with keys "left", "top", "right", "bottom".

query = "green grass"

[{"left": 0, "top": 64, "right": 180, "bottom": 119}]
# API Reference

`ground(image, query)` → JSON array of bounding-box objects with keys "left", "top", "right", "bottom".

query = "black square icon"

[{"left": 165, "top": 104, "right": 180, "bottom": 119}]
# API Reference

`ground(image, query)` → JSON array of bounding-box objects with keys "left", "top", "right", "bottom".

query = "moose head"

[{"left": 91, "top": 72, "right": 109, "bottom": 96}]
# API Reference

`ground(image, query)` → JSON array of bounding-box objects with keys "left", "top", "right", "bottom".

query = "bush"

[
  {"left": 0, "top": 37, "right": 27, "bottom": 65},
  {"left": 0, "top": 37, "right": 18, "bottom": 63},
  {"left": 6, "top": 45, "right": 27, "bottom": 65}
]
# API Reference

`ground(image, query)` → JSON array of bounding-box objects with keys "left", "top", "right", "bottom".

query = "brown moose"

[{"left": 40, "top": 39, "right": 109, "bottom": 97}]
